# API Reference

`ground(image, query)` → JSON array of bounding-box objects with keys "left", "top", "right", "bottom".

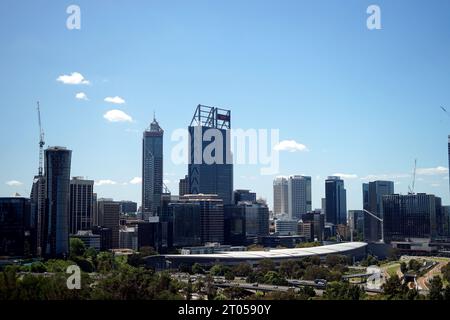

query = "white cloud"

[
  {"left": 130, "top": 177, "right": 142, "bottom": 185},
  {"left": 360, "top": 173, "right": 410, "bottom": 181},
  {"left": 332, "top": 173, "right": 358, "bottom": 179},
  {"left": 274, "top": 140, "right": 308, "bottom": 152},
  {"left": 95, "top": 179, "right": 117, "bottom": 186},
  {"left": 57, "top": 72, "right": 90, "bottom": 85},
  {"left": 431, "top": 183, "right": 441, "bottom": 187},
  {"left": 416, "top": 166, "right": 448, "bottom": 176},
  {"left": 103, "top": 109, "right": 133, "bottom": 122},
  {"left": 6, "top": 180, "right": 23, "bottom": 186},
  {"left": 75, "top": 92, "right": 88, "bottom": 100},
  {"left": 104, "top": 96, "right": 126, "bottom": 104}
]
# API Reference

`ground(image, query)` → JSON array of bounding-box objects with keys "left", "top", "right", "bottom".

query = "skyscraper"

[
  {"left": 30, "top": 175, "right": 46, "bottom": 256},
  {"left": 97, "top": 199, "right": 120, "bottom": 249},
  {"left": 362, "top": 180, "right": 394, "bottom": 242},
  {"left": 383, "top": 193, "right": 441, "bottom": 242},
  {"left": 448, "top": 135, "right": 450, "bottom": 196},
  {"left": 188, "top": 105, "right": 233, "bottom": 205},
  {"left": 142, "top": 115, "right": 164, "bottom": 216},
  {"left": 179, "top": 175, "right": 189, "bottom": 197},
  {"left": 69, "top": 177, "right": 94, "bottom": 234},
  {"left": 180, "top": 194, "right": 224, "bottom": 244},
  {"left": 233, "top": 189, "right": 257, "bottom": 204},
  {"left": 44, "top": 147, "right": 72, "bottom": 258},
  {"left": 287, "top": 175, "right": 312, "bottom": 221},
  {"left": 325, "top": 176, "right": 347, "bottom": 225},
  {"left": 273, "top": 177, "right": 288, "bottom": 215},
  {"left": 0, "top": 197, "right": 34, "bottom": 256}
]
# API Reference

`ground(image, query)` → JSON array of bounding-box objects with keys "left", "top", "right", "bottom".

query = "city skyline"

[{"left": 1, "top": 0, "right": 450, "bottom": 211}]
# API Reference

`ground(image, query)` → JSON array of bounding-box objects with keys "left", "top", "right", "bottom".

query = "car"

[{"left": 252, "top": 283, "right": 259, "bottom": 287}]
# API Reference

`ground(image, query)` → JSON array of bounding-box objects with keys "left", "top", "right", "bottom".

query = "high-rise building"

[
  {"left": 120, "top": 201, "right": 138, "bottom": 214},
  {"left": 0, "top": 197, "right": 34, "bottom": 256},
  {"left": 97, "top": 199, "right": 120, "bottom": 249},
  {"left": 69, "top": 177, "right": 94, "bottom": 235},
  {"left": 188, "top": 105, "right": 233, "bottom": 205},
  {"left": 273, "top": 177, "right": 288, "bottom": 215},
  {"left": 243, "top": 202, "right": 270, "bottom": 238},
  {"left": 383, "top": 193, "right": 441, "bottom": 243},
  {"left": 348, "top": 210, "right": 365, "bottom": 240},
  {"left": 287, "top": 175, "right": 312, "bottom": 221},
  {"left": 224, "top": 205, "right": 246, "bottom": 246},
  {"left": 142, "top": 115, "right": 164, "bottom": 215},
  {"left": 30, "top": 175, "right": 46, "bottom": 256},
  {"left": 169, "top": 202, "right": 201, "bottom": 247},
  {"left": 448, "top": 135, "right": 450, "bottom": 196},
  {"left": 179, "top": 175, "right": 189, "bottom": 197},
  {"left": 233, "top": 189, "right": 257, "bottom": 204},
  {"left": 302, "top": 209, "right": 325, "bottom": 241},
  {"left": 44, "top": 147, "right": 72, "bottom": 258},
  {"left": 362, "top": 180, "right": 394, "bottom": 242},
  {"left": 180, "top": 194, "right": 224, "bottom": 244},
  {"left": 275, "top": 217, "right": 298, "bottom": 236},
  {"left": 325, "top": 176, "right": 347, "bottom": 225}
]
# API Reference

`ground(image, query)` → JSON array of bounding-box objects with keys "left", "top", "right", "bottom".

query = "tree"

[
  {"left": 263, "top": 271, "right": 287, "bottom": 286},
  {"left": 441, "top": 262, "right": 450, "bottom": 283},
  {"left": 324, "top": 281, "right": 363, "bottom": 300},
  {"left": 96, "top": 252, "right": 115, "bottom": 273},
  {"left": 127, "top": 253, "right": 145, "bottom": 267},
  {"left": 232, "top": 263, "right": 252, "bottom": 277},
  {"left": 400, "top": 262, "right": 408, "bottom": 275},
  {"left": 224, "top": 271, "right": 235, "bottom": 281},
  {"left": 192, "top": 263, "right": 205, "bottom": 275},
  {"left": 139, "top": 246, "right": 158, "bottom": 257},
  {"left": 444, "top": 285, "right": 450, "bottom": 300},
  {"left": 382, "top": 275, "right": 408, "bottom": 299},
  {"left": 70, "top": 238, "right": 86, "bottom": 257},
  {"left": 258, "top": 259, "right": 275, "bottom": 274},
  {"left": 408, "top": 259, "right": 421, "bottom": 273},
  {"left": 428, "top": 276, "right": 443, "bottom": 300}
]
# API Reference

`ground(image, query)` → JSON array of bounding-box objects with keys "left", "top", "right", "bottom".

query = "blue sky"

[{"left": 1, "top": 0, "right": 450, "bottom": 210}]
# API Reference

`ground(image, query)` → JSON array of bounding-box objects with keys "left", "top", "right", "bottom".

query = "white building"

[{"left": 288, "top": 175, "right": 311, "bottom": 221}]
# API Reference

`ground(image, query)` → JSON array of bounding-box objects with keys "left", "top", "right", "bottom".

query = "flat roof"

[{"left": 165, "top": 242, "right": 367, "bottom": 260}]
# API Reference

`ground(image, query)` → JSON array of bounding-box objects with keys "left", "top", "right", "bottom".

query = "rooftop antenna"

[{"left": 408, "top": 159, "right": 417, "bottom": 194}]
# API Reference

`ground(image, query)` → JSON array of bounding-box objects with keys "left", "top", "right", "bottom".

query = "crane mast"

[{"left": 37, "top": 101, "right": 45, "bottom": 176}]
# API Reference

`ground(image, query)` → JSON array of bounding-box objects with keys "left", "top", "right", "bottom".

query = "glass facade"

[
  {"left": 325, "top": 176, "right": 347, "bottom": 225},
  {"left": 169, "top": 203, "right": 201, "bottom": 247}
]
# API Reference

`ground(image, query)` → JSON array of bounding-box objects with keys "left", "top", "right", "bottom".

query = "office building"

[
  {"left": 362, "top": 181, "right": 394, "bottom": 242},
  {"left": 224, "top": 205, "right": 246, "bottom": 246},
  {"left": 71, "top": 230, "right": 100, "bottom": 251},
  {"left": 137, "top": 220, "right": 161, "bottom": 251},
  {"left": 179, "top": 176, "right": 189, "bottom": 197},
  {"left": 0, "top": 197, "right": 34, "bottom": 256},
  {"left": 180, "top": 194, "right": 224, "bottom": 244},
  {"left": 169, "top": 202, "right": 202, "bottom": 247},
  {"left": 273, "top": 177, "right": 288, "bottom": 215},
  {"left": 119, "top": 226, "right": 138, "bottom": 250},
  {"left": 44, "top": 147, "right": 72, "bottom": 258},
  {"left": 119, "top": 201, "right": 138, "bottom": 214},
  {"left": 287, "top": 175, "right": 312, "bottom": 221},
  {"left": 302, "top": 209, "right": 325, "bottom": 241},
  {"left": 69, "top": 177, "right": 94, "bottom": 235},
  {"left": 142, "top": 115, "right": 164, "bottom": 215},
  {"left": 383, "top": 193, "right": 441, "bottom": 243},
  {"left": 97, "top": 199, "right": 120, "bottom": 249},
  {"left": 233, "top": 189, "right": 256, "bottom": 204},
  {"left": 30, "top": 175, "right": 46, "bottom": 256},
  {"left": 243, "top": 201, "right": 270, "bottom": 238},
  {"left": 91, "top": 226, "right": 112, "bottom": 251},
  {"left": 348, "top": 210, "right": 365, "bottom": 240},
  {"left": 298, "top": 221, "right": 314, "bottom": 241},
  {"left": 275, "top": 217, "right": 299, "bottom": 236},
  {"left": 325, "top": 176, "right": 347, "bottom": 225},
  {"left": 188, "top": 105, "right": 233, "bottom": 205}
]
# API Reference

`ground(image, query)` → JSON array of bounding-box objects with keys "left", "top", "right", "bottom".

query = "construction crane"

[
  {"left": 36, "top": 101, "right": 45, "bottom": 176},
  {"left": 408, "top": 159, "right": 417, "bottom": 194}
]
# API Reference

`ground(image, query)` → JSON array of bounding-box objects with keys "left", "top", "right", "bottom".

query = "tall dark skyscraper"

[
  {"left": 325, "top": 176, "right": 347, "bottom": 225},
  {"left": 362, "top": 180, "right": 394, "bottom": 242},
  {"left": 142, "top": 115, "right": 164, "bottom": 216},
  {"left": 188, "top": 105, "right": 233, "bottom": 205},
  {"left": 44, "top": 147, "right": 72, "bottom": 258},
  {"left": 383, "top": 193, "right": 441, "bottom": 243},
  {"left": 69, "top": 177, "right": 94, "bottom": 235},
  {"left": 31, "top": 175, "right": 46, "bottom": 256}
]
